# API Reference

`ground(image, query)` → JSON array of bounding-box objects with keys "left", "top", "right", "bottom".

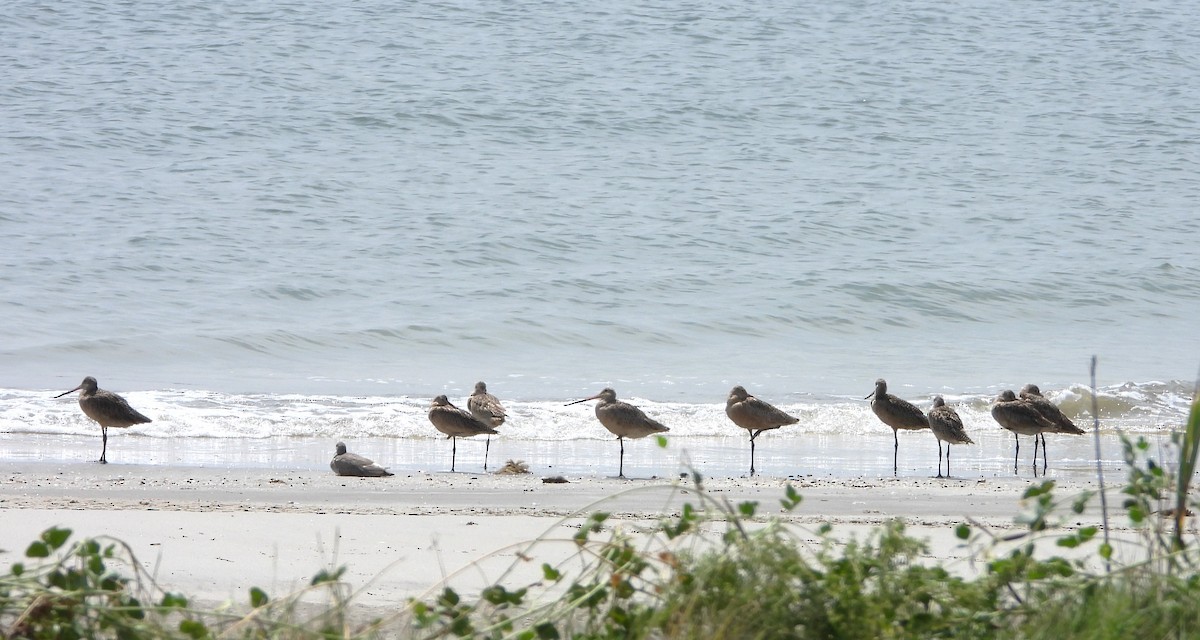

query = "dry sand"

[{"left": 2, "top": 455, "right": 1163, "bottom": 623}]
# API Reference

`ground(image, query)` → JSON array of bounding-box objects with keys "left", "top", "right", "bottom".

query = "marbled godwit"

[
  {"left": 926, "top": 396, "right": 973, "bottom": 478},
  {"left": 866, "top": 378, "right": 930, "bottom": 476},
  {"left": 467, "top": 381, "right": 506, "bottom": 471},
  {"left": 566, "top": 387, "right": 669, "bottom": 478},
  {"left": 330, "top": 441, "right": 394, "bottom": 477},
  {"left": 725, "top": 385, "right": 799, "bottom": 476},
  {"left": 991, "top": 390, "right": 1057, "bottom": 476},
  {"left": 1020, "top": 384, "right": 1085, "bottom": 474},
  {"left": 428, "top": 395, "right": 498, "bottom": 472},
  {"left": 54, "top": 376, "right": 151, "bottom": 464}
]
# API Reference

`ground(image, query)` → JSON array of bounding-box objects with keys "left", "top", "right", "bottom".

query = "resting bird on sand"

[
  {"left": 467, "top": 381, "right": 506, "bottom": 471},
  {"left": 725, "top": 385, "right": 799, "bottom": 476},
  {"left": 866, "top": 378, "right": 930, "bottom": 476},
  {"left": 926, "top": 396, "right": 973, "bottom": 478},
  {"left": 330, "top": 442, "right": 393, "bottom": 477},
  {"left": 1020, "top": 384, "right": 1086, "bottom": 475},
  {"left": 428, "top": 395, "right": 498, "bottom": 472},
  {"left": 55, "top": 376, "right": 152, "bottom": 464},
  {"left": 566, "top": 388, "right": 669, "bottom": 478}
]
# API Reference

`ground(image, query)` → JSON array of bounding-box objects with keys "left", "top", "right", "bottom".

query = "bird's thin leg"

[
  {"left": 1013, "top": 434, "right": 1019, "bottom": 475},
  {"left": 100, "top": 426, "right": 108, "bottom": 464},
  {"left": 484, "top": 435, "right": 491, "bottom": 471},
  {"left": 947, "top": 445, "right": 951, "bottom": 478},
  {"left": 749, "top": 430, "right": 760, "bottom": 476},
  {"left": 618, "top": 436, "right": 625, "bottom": 479},
  {"left": 1040, "top": 434, "right": 1048, "bottom": 475},
  {"left": 451, "top": 436, "right": 457, "bottom": 473},
  {"left": 937, "top": 442, "right": 944, "bottom": 478},
  {"left": 1032, "top": 433, "right": 1039, "bottom": 478},
  {"left": 893, "top": 429, "right": 899, "bottom": 477}
]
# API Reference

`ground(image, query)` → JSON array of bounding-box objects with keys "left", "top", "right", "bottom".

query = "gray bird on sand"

[
  {"left": 330, "top": 442, "right": 394, "bottom": 477},
  {"left": 55, "top": 376, "right": 152, "bottom": 464}
]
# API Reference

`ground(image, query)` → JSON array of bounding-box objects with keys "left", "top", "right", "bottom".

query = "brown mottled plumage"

[
  {"left": 991, "top": 390, "right": 1057, "bottom": 476},
  {"left": 1020, "top": 384, "right": 1085, "bottom": 474},
  {"left": 55, "top": 376, "right": 151, "bottom": 464},
  {"left": 866, "top": 378, "right": 930, "bottom": 476},
  {"left": 468, "top": 381, "right": 506, "bottom": 471},
  {"left": 566, "top": 388, "right": 669, "bottom": 478},
  {"left": 926, "top": 396, "right": 972, "bottom": 478},
  {"left": 428, "top": 395, "right": 498, "bottom": 472},
  {"left": 725, "top": 385, "right": 799, "bottom": 476}
]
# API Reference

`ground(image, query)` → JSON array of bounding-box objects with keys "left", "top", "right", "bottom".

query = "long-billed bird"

[
  {"left": 467, "top": 381, "right": 506, "bottom": 471},
  {"left": 428, "top": 395, "right": 498, "bottom": 472},
  {"left": 1020, "top": 384, "right": 1085, "bottom": 475},
  {"left": 991, "top": 390, "right": 1057, "bottom": 476},
  {"left": 566, "top": 388, "right": 669, "bottom": 478},
  {"left": 866, "top": 378, "right": 930, "bottom": 476},
  {"left": 926, "top": 396, "right": 973, "bottom": 478},
  {"left": 725, "top": 385, "right": 799, "bottom": 476},
  {"left": 55, "top": 376, "right": 152, "bottom": 464}
]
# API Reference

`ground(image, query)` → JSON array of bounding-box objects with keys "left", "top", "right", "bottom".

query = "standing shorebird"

[
  {"left": 866, "top": 378, "right": 930, "bottom": 476},
  {"left": 54, "top": 376, "right": 151, "bottom": 464},
  {"left": 467, "top": 381, "right": 506, "bottom": 471},
  {"left": 330, "top": 441, "right": 394, "bottom": 477},
  {"left": 991, "top": 390, "right": 1058, "bottom": 476},
  {"left": 1020, "top": 384, "right": 1085, "bottom": 475},
  {"left": 428, "top": 395, "right": 498, "bottom": 472},
  {"left": 926, "top": 396, "right": 973, "bottom": 478},
  {"left": 566, "top": 387, "right": 669, "bottom": 478},
  {"left": 725, "top": 385, "right": 799, "bottom": 476}
]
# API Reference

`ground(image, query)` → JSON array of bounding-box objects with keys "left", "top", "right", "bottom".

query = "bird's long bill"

[
  {"left": 564, "top": 394, "right": 602, "bottom": 407},
  {"left": 54, "top": 385, "right": 83, "bottom": 398},
  {"left": 863, "top": 390, "right": 875, "bottom": 400}
]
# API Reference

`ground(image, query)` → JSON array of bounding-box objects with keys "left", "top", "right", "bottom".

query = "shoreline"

[{"left": 1, "top": 458, "right": 1149, "bottom": 611}]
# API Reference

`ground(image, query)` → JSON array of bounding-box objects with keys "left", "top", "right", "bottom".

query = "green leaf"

[
  {"left": 41, "top": 527, "right": 72, "bottom": 550},
  {"left": 11, "top": 562, "right": 24, "bottom": 577},
  {"left": 179, "top": 619, "right": 209, "bottom": 639},
  {"left": 310, "top": 566, "right": 346, "bottom": 586},
  {"left": 780, "top": 483, "right": 803, "bottom": 511},
  {"left": 738, "top": 501, "right": 758, "bottom": 517},
  {"left": 534, "top": 622, "right": 561, "bottom": 639},
  {"left": 25, "top": 541, "right": 49, "bottom": 558},
  {"left": 1023, "top": 480, "right": 1056, "bottom": 499},
  {"left": 250, "top": 586, "right": 269, "bottom": 608},
  {"left": 542, "top": 563, "right": 562, "bottom": 581},
  {"left": 655, "top": 435, "right": 668, "bottom": 448},
  {"left": 955, "top": 523, "right": 971, "bottom": 540},
  {"left": 1099, "top": 542, "right": 1113, "bottom": 560},
  {"left": 160, "top": 592, "right": 188, "bottom": 608},
  {"left": 438, "top": 587, "right": 461, "bottom": 607}
]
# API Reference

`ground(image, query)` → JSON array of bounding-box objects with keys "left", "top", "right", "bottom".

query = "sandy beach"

[{"left": 1, "top": 440, "right": 1163, "bottom": 625}]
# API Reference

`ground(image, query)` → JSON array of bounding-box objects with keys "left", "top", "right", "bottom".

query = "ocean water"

[{"left": 2, "top": 0, "right": 1198, "bottom": 470}]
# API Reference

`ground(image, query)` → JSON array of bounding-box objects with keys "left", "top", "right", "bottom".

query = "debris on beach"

[
  {"left": 495, "top": 459, "right": 530, "bottom": 475},
  {"left": 542, "top": 475, "right": 569, "bottom": 484}
]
